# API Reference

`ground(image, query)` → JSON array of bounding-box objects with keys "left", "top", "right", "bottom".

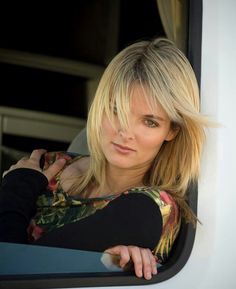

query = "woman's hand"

[
  {"left": 2, "top": 149, "right": 66, "bottom": 181},
  {"left": 104, "top": 245, "right": 158, "bottom": 280}
]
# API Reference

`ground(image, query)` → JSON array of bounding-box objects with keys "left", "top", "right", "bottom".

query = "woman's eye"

[{"left": 144, "top": 119, "right": 159, "bottom": 128}]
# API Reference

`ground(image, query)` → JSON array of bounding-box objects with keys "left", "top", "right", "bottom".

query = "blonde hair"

[{"left": 70, "top": 38, "right": 208, "bottom": 223}]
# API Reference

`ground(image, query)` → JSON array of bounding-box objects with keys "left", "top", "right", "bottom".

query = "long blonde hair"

[{"left": 70, "top": 38, "right": 208, "bottom": 223}]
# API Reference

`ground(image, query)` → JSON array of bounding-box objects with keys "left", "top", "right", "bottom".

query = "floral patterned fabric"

[{"left": 28, "top": 151, "right": 181, "bottom": 263}]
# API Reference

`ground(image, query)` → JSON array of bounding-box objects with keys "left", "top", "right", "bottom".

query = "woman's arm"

[
  {"left": 34, "top": 192, "right": 163, "bottom": 250},
  {"left": 34, "top": 192, "right": 162, "bottom": 279},
  {"left": 0, "top": 150, "right": 161, "bottom": 279},
  {"left": 0, "top": 149, "right": 66, "bottom": 243},
  {"left": 0, "top": 168, "right": 48, "bottom": 243}
]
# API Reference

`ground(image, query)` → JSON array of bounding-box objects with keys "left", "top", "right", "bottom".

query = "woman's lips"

[{"left": 112, "top": 142, "right": 136, "bottom": 154}]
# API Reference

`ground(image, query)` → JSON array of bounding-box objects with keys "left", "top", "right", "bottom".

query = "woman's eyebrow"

[{"left": 143, "top": 114, "right": 166, "bottom": 121}]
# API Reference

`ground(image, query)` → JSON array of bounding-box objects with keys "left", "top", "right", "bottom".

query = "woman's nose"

[{"left": 117, "top": 127, "right": 135, "bottom": 140}]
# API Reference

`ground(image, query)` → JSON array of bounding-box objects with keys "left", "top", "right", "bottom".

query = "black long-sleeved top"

[{"left": 0, "top": 169, "right": 163, "bottom": 252}]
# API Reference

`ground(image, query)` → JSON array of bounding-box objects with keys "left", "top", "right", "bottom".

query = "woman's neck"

[{"left": 102, "top": 164, "right": 148, "bottom": 196}]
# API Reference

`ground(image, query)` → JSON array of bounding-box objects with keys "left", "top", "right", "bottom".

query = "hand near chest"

[{"left": 3, "top": 149, "right": 66, "bottom": 181}]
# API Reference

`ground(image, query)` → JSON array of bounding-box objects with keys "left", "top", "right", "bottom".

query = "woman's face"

[{"left": 100, "top": 84, "right": 176, "bottom": 172}]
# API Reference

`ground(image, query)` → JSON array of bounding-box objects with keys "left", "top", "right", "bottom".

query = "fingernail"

[
  {"left": 146, "top": 273, "right": 152, "bottom": 280},
  {"left": 137, "top": 270, "right": 143, "bottom": 278},
  {"left": 57, "top": 159, "right": 66, "bottom": 166}
]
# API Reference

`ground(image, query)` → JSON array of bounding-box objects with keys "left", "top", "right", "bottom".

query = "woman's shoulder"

[
  {"left": 126, "top": 187, "right": 180, "bottom": 227},
  {"left": 127, "top": 187, "right": 177, "bottom": 208}
]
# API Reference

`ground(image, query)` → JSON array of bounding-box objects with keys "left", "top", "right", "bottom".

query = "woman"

[{"left": 0, "top": 38, "right": 207, "bottom": 279}]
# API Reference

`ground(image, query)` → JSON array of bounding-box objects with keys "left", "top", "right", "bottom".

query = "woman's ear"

[{"left": 165, "top": 125, "right": 180, "bottom": 141}]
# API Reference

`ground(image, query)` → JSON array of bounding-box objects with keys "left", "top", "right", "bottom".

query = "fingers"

[
  {"left": 105, "top": 245, "right": 158, "bottom": 280},
  {"left": 2, "top": 149, "right": 67, "bottom": 183},
  {"left": 2, "top": 149, "right": 66, "bottom": 181},
  {"left": 29, "top": 149, "right": 47, "bottom": 161},
  {"left": 2, "top": 149, "right": 44, "bottom": 178},
  {"left": 109, "top": 246, "right": 131, "bottom": 268},
  {"left": 129, "top": 246, "right": 157, "bottom": 280},
  {"left": 119, "top": 246, "right": 131, "bottom": 268},
  {"left": 140, "top": 248, "right": 157, "bottom": 279},
  {"left": 43, "top": 158, "right": 66, "bottom": 181},
  {"left": 105, "top": 245, "right": 131, "bottom": 267},
  {"left": 128, "top": 246, "right": 143, "bottom": 278},
  {"left": 30, "top": 149, "right": 67, "bottom": 181}
]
